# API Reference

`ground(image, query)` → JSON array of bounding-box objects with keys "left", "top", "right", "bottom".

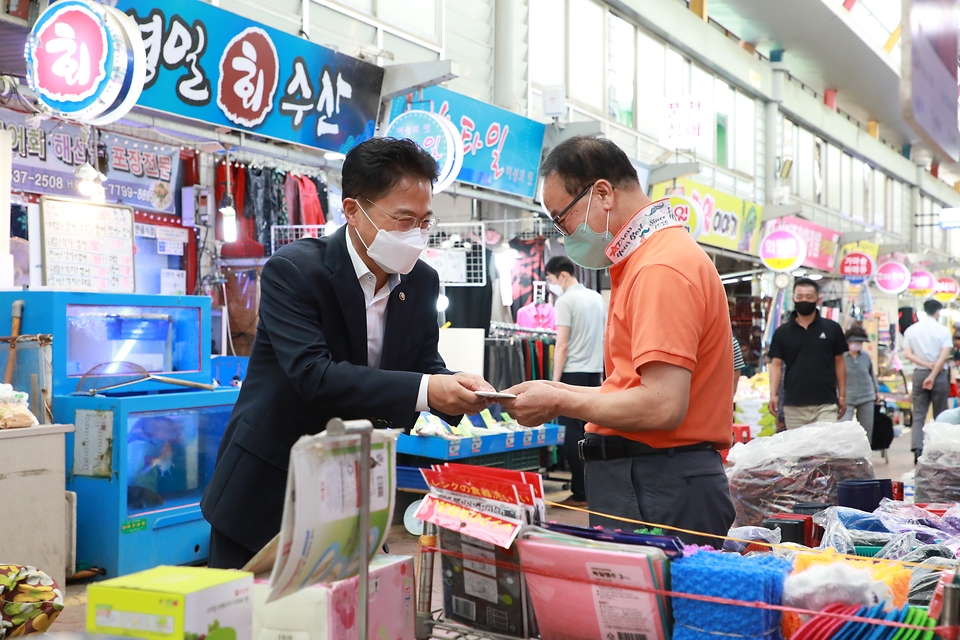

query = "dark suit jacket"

[{"left": 201, "top": 226, "right": 456, "bottom": 552}]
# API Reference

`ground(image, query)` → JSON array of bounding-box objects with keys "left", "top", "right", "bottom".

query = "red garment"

[
  {"left": 297, "top": 175, "right": 325, "bottom": 226},
  {"left": 215, "top": 163, "right": 263, "bottom": 258},
  {"left": 284, "top": 173, "right": 302, "bottom": 225}
]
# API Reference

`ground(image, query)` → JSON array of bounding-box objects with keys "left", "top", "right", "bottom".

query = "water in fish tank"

[{"left": 125, "top": 405, "right": 232, "bottom": 515}]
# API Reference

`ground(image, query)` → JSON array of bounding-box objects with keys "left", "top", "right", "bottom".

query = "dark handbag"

[{"left": 872, "top": 404, "right": 894, "bottom": 451}]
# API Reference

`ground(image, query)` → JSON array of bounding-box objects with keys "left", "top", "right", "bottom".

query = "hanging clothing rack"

[{"left": 489, "top": 321, "right": 556, "bottom": 337}]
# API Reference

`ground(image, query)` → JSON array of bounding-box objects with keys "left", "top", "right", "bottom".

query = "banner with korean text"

[
  {"left": 762, "top": 216, "right": 841, "bottom": 272},
  {"left": 115, "top": 0, "right": 384, "bottom": 154},
  {"left": 1, "top": 107, "right": 180, "bottom": 213}
]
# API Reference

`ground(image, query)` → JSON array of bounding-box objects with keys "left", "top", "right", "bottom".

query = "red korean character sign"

[
  {"left": 934, "top": 277, "right": 960, "bottom": 304},
  {"left": 217, "top": 27, "right": 280, "bottom": 128},
  {"left": 838, "top": 251, "right": 875, "bottom": 285},
  {"left": 908, "top": 270, "right": 936, "bottom": 297},
  {"left": 26, "top": 0, "right": 145, "bottom": 125},
  {"left": 759, "top": 229, "right": 807, "bottom": 273}
]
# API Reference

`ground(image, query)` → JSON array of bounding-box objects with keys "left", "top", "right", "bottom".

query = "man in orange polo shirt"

[{"left": 502, "top": 137, "right": 735, "bottom": 545}]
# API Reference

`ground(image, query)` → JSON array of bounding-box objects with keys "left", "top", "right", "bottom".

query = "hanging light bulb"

[
  {"left": 74, "top": 162, "right": 107, "bottom": 201},
  {"left": 220, "top": 194, "right": 237, "bottom": 243}
]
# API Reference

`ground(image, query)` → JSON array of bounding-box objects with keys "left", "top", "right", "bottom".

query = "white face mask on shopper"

[
  {"left": 355, "top": 202, "right": 429, "bottom": 275},
  {"left": 848, "top": 342, "right": 863, "bottom": 353},
  {"left": 548, "top": 283, "right": 564, "bottom": 298}
]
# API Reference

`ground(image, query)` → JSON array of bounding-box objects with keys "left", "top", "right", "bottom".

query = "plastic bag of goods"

[
  {"left": 726, "top": 422, "right": 875, "bottom": 526},
  {"left": 914, "top": 423, "right": 960, "bottom": 503}
]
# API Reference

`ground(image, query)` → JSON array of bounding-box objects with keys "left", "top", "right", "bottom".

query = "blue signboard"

[
  {"left": 389, "top": 87, "right": 546, "bottom": 198},
  {"left": 114, "top": 0, "right": 384, "bottom": 153}
]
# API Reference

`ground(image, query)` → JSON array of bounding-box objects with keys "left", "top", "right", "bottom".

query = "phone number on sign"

[
  {"left": 106, "top": 183, "right": 155, "bottom": 203},
  {"left": 11, "top": 169, "right": 78, "bottom": 191}
]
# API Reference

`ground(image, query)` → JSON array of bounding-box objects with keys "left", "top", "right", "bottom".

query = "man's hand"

[
  {"left": 428, "top": 374, "right": 491, "bottom": 416},
  {"left": 500, "top": 381, "right": 563, "bottom": 427},
  {"left": 876, "top": 392, "right": 883, "bottom": 404},
  {"left": 923, "top": 373, "right": 936, "bottom": 390},
  {"left": 838, "top": 397, "right": 847, "bottom": 419},
  {"left": 768, "top": 395, "right": 779, "bottom": 416}
]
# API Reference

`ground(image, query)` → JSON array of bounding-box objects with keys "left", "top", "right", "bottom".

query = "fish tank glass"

[
  {"left": 66, "top": 304, "right": 202, "bottom": 380},
  {"left": 125, "top": 405, "right": 232, "bottom": 516}
]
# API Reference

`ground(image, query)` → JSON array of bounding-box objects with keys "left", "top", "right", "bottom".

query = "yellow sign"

[
  {"left": 650, "top": 178, "right": 763, "bottom": 255},
  {"left": 839, "top": 240, "right": 879, "bottom": 263}
]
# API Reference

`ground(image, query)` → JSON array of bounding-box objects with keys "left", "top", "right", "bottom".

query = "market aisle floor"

[{"left": 47, "top": 432, "right": 912, "bottom": 634}]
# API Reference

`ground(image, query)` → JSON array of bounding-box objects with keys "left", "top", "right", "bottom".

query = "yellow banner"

[
  {"left": 650, "top": 178, "right": 762, "bottom": 255},
  {"left": 839, "top": 240, "right": 879, "bottom": 263}
]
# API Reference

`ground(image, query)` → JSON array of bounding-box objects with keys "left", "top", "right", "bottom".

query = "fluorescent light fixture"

[
  {"left": 741, "top": 276, "right": 753, "bottom": 281},
  {"left": 721, "top": 278, "right": 738, "bottom": 285},
  {"left": 808, "top": 274, "right": 823, "bottom": 280},
  {"left": 219, "top": 194, "right": 237, "bottom": 243},
  {"left": 792, "top": 271, "right": 805, "bottom": 277},
  {"left": 325, "top": 151, "right": 346, "bottom": 161}
]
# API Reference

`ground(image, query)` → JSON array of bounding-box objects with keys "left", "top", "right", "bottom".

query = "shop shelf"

[{"left": 396, "top": 423, "right": 564, "bottom": 460}]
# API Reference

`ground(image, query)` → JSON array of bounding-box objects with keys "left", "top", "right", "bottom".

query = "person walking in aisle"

[
  {"left": 841, "top": 326, "right": 881, "bottom": 443},
  {"left": 768, "top": 278, "right": 847, "bottom": 430},
  {"left": 501, "top": 136, "right": 736, "bottom": 546},
  {"left": 903, "top": 299, "right": 952, "bottom": 461},
  {"left": 544, "top": 256, "right": 606, "bottom": 508}
]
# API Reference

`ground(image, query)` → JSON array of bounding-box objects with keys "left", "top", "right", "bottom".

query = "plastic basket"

[{"left": 854, "top": 545, "right": 883, "bottom": 557}]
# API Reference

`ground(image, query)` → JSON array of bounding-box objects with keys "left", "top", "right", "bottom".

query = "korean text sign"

[
  {"left": 649, "top": 178, "right": 762, "bottom": 254},
  {"left": 762, "top": 216, "right": 840, "bottom": 271},
  {"left": 115, "top": 0, "right": 384, "bottom": 153},
  {"left": 388, "top": 86, "right": 546, "bottom": 198},
  {"left": 1, "top": 107, "right": 180, "bottom": 213}
]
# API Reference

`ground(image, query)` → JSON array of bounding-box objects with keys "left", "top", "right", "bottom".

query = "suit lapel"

[
  {"left": 325, "top": 227, "right": 368, "bottom": 366},
  {"left": 380, "top": 279, "right": 415, "bottom": 370}
]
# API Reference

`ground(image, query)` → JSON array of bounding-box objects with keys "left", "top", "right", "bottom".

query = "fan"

[{"left": 75, "top": 362, "right": 215, "bottom": 395}]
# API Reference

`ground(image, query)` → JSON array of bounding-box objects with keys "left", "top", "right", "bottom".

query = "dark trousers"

[
  {"left": 558, "top": 372, "right": 603, "bottom": 501},
  {"left": 911, "top": 369, "right": 950, "bottom": 454},
  {"left": 208, "top": 526, "right": 257, "bottom": 569},
  {"left": 584, "top": 440, "right": 736, "bottom": 546}
]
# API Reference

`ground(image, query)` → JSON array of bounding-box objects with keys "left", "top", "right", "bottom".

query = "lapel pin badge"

[{"left": 399, "top": 292, "right": 406, "bottom": 301}]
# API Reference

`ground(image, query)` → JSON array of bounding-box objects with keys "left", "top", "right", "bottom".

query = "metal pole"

[
  {"left": 939, "top": 582, "right": 959, "bottom": 640},
  {"left": 416, "top": 521, "right": 438, "bottom": 639},
  {"left": 325, "top": 419, "right": 374, "bottom": 640}
]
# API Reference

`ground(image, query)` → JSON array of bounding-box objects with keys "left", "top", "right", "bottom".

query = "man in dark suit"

[{"left": 201, "top": 138, "right": 492, "bottom": 568}]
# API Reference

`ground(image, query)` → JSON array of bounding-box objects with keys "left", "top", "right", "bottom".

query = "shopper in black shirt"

[{"left": 768, "top": 278, "right": 848, "bottom": 430}]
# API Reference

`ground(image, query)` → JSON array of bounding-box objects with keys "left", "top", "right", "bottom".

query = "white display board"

[
  {"left": 438, "top": 328, "right": 485, "bottom": 376},
  {"left": 40, "top": 196, "right": 136, "bottom": 292}
]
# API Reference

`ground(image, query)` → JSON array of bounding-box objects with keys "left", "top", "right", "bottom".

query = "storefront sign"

[
  {"left": 115, "top": 0, "right": 384, "bottom": 153},
  {"left": 762, "top": 216, "right": 841, "bottom": 272},
  {"left": 660, "top": 96, "right": 703, "bottom": 149},
  {"left": 938, "top": 207, "right": 960, "bottom": 229},
  {"left": 649, "top": 179, "right": 762, "bottom": 255},
  {"left": 908, "top": 270, "right": 937, "bottom": 296},
  {"left": 25, "top": 0, "right": 145, "bottom": 124},
  {"left": 1, "top": 107, "right": 181, "bottom": 213},
  {"left": 759, "top": 229, "right": 807, "bottom": 272},
  {"left": 874, "top": 261, "right": 912, "bottom": 295},
  {"left": 838, "top": 252, "right": 876, "bottom": 285},
  {"left": 388, "top": 86, "right": 546, "bottom": 199},
  {"left": 383, "top": 110, "right": 462, "bottom": 193},
  {"left": 934, "top": 277, "right": 960, "bottom": 303}
]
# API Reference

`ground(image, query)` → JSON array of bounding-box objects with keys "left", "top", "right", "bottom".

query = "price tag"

[
  {"left": 500, "top": 412, "right": 513, "bottom": 422},
  {"left": 157, "top": 240, "right": 184, "bottom": 256},
  {"left": 522, "top": 430, "right": 533, "bottom": 447},
  {"left": 479, "top": 409, "right": 499, "bottom": 429},
  {"left": 134, "top": 223, "right": 156, "bottom": 238},
  {"left": 505, "top": 432, "right": 515, "bottom": 449},
  {"left": 447, "top": 439, "right": 461, "bottom": 457},
  {"left": 557, "top": 425, "right": 566, "bottom": 444},
  {"left": 536, "top": 428, "right": 546, "bottom": 445},
  {"left": 471, "top": 436, "right": 482, "bottom": 454}
]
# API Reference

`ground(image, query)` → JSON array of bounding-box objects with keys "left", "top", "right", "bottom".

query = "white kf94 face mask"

[{"left": 355, "top": 201, "right": 430, "bottom": 275}]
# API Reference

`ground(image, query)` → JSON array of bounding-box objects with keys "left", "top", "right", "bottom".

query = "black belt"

[{"left": 578, "top": 434, "right": 715, "bottom": 461}]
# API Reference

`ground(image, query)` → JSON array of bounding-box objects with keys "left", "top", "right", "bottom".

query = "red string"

[{"left": 422, "top": 546, "right": 957, "bottom": 635}]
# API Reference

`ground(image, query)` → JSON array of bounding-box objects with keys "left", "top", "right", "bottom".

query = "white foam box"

[
  {"left": 87, "top": 566, "right": 253, "bottom": 640},
  {"left": 252, "top": 555, "right": 415, "bottom": 640}
]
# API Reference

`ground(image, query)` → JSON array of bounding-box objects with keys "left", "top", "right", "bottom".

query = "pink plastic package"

[{"left": 516, "top": 537, "right": 668, "bottom": 640}]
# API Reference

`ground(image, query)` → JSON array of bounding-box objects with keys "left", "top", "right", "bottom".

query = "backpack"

[{"left": 872, "top": 404, "right": 894, "bottom": 451}]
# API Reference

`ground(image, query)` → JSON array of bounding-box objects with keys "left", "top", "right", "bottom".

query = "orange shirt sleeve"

[{"left": 624, "top": 264, "right": 705, "bottom": 373}]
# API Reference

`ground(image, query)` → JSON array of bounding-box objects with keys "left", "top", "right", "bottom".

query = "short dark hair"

[
  {"left": 545, "top": 256, "right": 576, "bottom": 277},
  {"left": 844, "top": 325, "right": 868, "bottom": 342},
  {"left": 341, "top": 137, "right": 439, "bottom": 203},
  {"left": 793, "top": 277, "right": 820, "bottom": 295},
  {"left": 924, "top": 299, "right": 943, "bottom": 315},
  {"left": 540, "top": 136, "right": 640, "bottom": 196}
]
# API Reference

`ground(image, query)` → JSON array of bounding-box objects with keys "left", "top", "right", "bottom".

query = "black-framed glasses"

[
  {"left": 364, "top": 198, "right": 439, "bottom": 232},
  {"left": 550, "top": 184, "right": 592, "bottom": 236}
]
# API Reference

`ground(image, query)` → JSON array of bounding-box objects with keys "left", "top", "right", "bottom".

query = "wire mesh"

[
  {"left": 426, "top": 222, "right": 487, "bottom": 287},
  {"left": 270, "top": 225, "right": 327, "bottom": 254}
]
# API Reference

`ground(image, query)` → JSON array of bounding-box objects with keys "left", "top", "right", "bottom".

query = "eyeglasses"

[
  {"left": 550, "top": 184, "right": 592, "bottom": 236},
  {"left": 364, "top": 198, "right": 439, "bottom": 232}
]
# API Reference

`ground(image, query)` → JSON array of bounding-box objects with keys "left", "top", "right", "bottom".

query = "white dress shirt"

[
  {"left": 903, "top": 315, "right": 952, "bottom": 371},
  {"left": 346, "top": 229, "right": 431, "bottom": 411}
]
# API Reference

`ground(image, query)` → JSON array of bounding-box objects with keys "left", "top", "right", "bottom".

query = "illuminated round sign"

[
  {"left": 384, "top": 110, "right": 462, "bottom": 194},
  {"left": 25, "top": 0, "right": 145, "bottom": 125},
  {"left": 908, "top": 270, "right": 936, "bottom": 297},
  {"left": 759, "top": 229, "right": 807, "bottom": 272},
  {"left": 934, "top": 277, "right": 960, "bottom": 304},
  {"left": 874, "top": 261, "right": 911, "bottom": 295},
  {"left": 838, "top": 251, "right": 875, "bottom": 285},
  {"left": 665, "top": 195, "right": 702, "bottom": 240}
]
